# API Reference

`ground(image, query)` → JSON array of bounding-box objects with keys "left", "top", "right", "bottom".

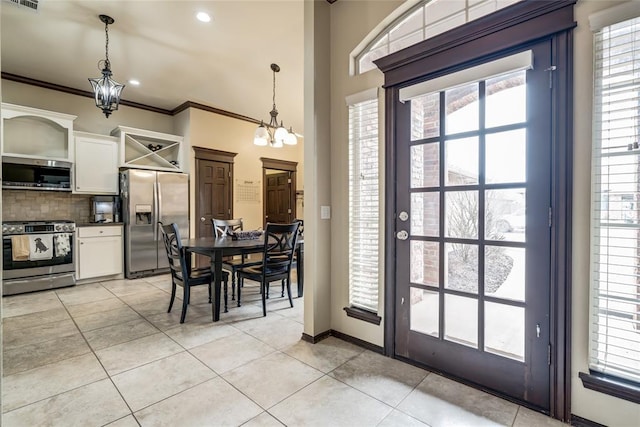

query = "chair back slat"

[
  {"left": 159, "top": 222, "right": 188, "bottom": 281},
  {"left": 212, "top": 218, "right": 243, "bottom": 238},
  {"left": 262, "top": 222, "right": 300, "bottom": 274}
]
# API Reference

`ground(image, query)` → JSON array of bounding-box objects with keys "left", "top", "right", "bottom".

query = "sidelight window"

[
  {"left": 589, "top": 9, "right": 640, "bottom": 385},
  {"left": 346, "top": 88, "right": 381, "bottom": 317}
]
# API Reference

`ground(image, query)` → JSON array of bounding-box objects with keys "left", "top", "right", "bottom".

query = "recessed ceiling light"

[
  {"left": 128, "top": 79, "right": 140, "bottom": 86},
  {"left": 196, "top": 12, "right": 211, "bottom": 23}
]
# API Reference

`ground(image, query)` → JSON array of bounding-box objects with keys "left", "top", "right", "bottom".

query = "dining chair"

[
  {"left": 211, "top": 218, "right": 261, "bottom": 305},
  {"left": 236, "top": 222, "right": 301, "bottom": 316},
  {"left": 159, "top": 222, "right": 229, "bottom": 323}
]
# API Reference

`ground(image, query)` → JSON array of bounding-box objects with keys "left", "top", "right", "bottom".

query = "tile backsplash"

[{"left": 2, "top": 190, "right": 92, "bottom": 223}]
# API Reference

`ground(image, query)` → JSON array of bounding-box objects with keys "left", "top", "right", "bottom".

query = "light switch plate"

[{"left": 321, "top": 205, "right": 331, "bottom": 219}]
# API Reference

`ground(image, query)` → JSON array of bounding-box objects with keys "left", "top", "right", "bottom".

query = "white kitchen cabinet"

[
  {"left": 1, "top": 103, "right": 76, "bottom": 162},
  {"left": 76, "top": 225, "right": 123, "bottom": 280},
  {"left": 74, "top": 132, "right": 119, "bottom": 194},
  {"left": 111, "top": 125, "right": 184, "bottom": 172}
]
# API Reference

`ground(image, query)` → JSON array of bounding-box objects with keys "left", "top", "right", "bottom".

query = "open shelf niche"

[{"left": 111, "top": 126, "right": 184, "bottom": 172}]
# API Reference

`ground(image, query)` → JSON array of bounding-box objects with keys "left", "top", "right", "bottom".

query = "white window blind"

[
  {"left": 348, "top": 91, "right": 380, "bottom": 313},
  {"left": 590, "top": 14, "right": 640, "bottom": 384}
]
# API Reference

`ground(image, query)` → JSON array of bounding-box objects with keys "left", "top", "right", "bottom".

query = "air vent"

[{"left": 4, "top": 0, "right": 40, "bottom": 12}]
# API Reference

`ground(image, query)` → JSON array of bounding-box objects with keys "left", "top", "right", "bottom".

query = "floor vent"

[{"left": 4, "top": 0, "right": 40, "bottom": 12}]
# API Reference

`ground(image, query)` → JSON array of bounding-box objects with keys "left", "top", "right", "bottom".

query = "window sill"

[
  {"left": 579, "top": 371, "right": 640, "bottom": 404},
  {"left": 344, "top": 306, "right": 382, "bottom": 325}
]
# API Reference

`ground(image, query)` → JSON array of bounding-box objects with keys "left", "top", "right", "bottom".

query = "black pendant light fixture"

[
  {"left": 254, "top": 63, "right": 297, "bottom": 148},
  {"left": 89, "top": 14, "right": 125, "bottom": 118}
]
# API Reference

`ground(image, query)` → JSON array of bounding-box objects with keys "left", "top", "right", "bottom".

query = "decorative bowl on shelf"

[{"left": 231, "top": 230, "right": 263, "bottom": 240}]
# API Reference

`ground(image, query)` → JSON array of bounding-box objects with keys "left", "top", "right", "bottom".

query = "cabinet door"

[
  {"left": 77, "top": 236, "right": 123, "bottom": 279},
  {"left": 75, "top": 135, "right": 119, "bottom": 194}
]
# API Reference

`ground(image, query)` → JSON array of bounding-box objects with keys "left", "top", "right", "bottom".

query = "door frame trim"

[{"left": 377, "top": 0, "right": 575, "bottom": 420}]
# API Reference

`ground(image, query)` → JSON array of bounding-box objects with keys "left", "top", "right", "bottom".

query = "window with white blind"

[
  {"left": 346, "top": 89, "right": 381, "bottom": 320},
  {"left": 589, "top": 10, "right": 640, "bottom": 386}
]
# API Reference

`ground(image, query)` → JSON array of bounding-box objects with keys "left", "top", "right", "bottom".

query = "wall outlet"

[{"left": 321, "top": 205, "right": 331, "bottom": 220}]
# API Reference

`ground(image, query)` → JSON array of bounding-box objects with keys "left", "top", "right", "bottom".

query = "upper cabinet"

[
  {"left": 74, "top": 132, "right": 119, "bottom": 195},
  {"left": 1, "top": 103, "right": 76, "bottom": 162},
  {"left": 111, "top": 126, "right": 184, "bottom": 172}
]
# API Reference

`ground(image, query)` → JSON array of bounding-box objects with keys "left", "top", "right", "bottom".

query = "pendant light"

[
  {"left": 254, "top": 63, "right": 298, "bottom": 147},
  {"left": 89, "top": 14, "right": 125, "bottom": 118}
]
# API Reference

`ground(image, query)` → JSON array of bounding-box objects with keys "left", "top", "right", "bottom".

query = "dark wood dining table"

[{"left": 182, "top": 236, "right": 304, "bottom": 322}]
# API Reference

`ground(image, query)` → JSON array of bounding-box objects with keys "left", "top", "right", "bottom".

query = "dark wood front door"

[
  {"left": 265, "top": 172, "right": 292, "bottom": 224},
  {"left": 195, "top": 148, "right": 236, "bottom": 267},
  {"left": 394, "top": 41, "right": 553, "bottom": 410}
]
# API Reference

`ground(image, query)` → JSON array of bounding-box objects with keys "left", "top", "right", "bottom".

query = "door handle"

[
  {"left": 201, "top": 217, "right": 206, "bottom": 222},
  {"left": 396, "top": 230, "right": 409, "bottom": 240}
]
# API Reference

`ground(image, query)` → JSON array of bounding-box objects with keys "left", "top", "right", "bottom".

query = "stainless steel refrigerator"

[{"left": 120, "top": 169, "right": 189, "bottom": 278}]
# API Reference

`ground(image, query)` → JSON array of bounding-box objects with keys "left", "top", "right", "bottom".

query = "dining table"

[{"left": 182, "top": 235, "right": 304, "bottom": 322}]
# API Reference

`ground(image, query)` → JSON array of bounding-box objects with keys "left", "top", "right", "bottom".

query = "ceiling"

[{"left": 0, "top": 0, "right": 305, "bottom": 134}]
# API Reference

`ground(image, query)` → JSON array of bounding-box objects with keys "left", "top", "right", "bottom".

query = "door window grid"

[
  {"left": 408, "top": 71, "right": 527, "bottom": 360},
  {"left": 348, "top": 96, "right": 380, "bottom": 313},
  {"left": 590, "top": 15, "right": 640, "bottom": 384}
]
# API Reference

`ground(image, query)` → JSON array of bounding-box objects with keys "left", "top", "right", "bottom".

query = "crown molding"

[{"left": 1, "top": 72, "right": 262, "bottom": 125}]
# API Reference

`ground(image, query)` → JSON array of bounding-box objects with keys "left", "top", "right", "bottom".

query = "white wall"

[
  {"left": 329, "top": 0, "right": 403, "bottom": 346},
  {"left": 327, "top": 0, "right": 640, "bottom": 425},
  {"left": 2, "top": 80, "right": 175, "bottom": 136},
  {"left": 186, "top": 107, "right": 304, "bottom": 237},
  {"left": 571, "top": 1, "right": 640, "bottom": 425}
]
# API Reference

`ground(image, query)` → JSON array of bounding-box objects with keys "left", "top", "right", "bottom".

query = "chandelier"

[
  {"left": 254, "top": 63, "right": 297, "bottom": 148},
  {"left": 88, "top": 14, "right": 125, "bottom": 118}
]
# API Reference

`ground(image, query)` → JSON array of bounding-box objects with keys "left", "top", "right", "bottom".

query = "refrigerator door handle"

[
  {"left": 157, "top": 181, "right": 163, "bottom": 230},
  {"left": 153, "top": 180, "right": 159, "bottom": 241}
]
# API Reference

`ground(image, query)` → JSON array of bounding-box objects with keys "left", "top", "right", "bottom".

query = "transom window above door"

[{"left": 353, "top": 0, "right": 524, "bottom": 75}]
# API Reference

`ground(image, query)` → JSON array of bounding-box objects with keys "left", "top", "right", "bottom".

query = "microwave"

[{"left": 2, "top": 156, "right": 73, "bottom": 191}]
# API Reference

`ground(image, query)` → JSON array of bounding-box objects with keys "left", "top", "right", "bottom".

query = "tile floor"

[{"left": 2, "top": 275, "right": 567, "bottom": 426}]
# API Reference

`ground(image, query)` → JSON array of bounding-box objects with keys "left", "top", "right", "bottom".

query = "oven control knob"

[
  {"left": 56, "top": 225, "right": 62, "bottom": 231},
  {"left": 2, "top": 226, "right": 7, "bottom": 234}
]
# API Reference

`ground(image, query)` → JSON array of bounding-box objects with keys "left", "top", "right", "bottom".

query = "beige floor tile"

[
  {"left": 119, "top": 289, "right": 173, "bottom": 305},
  {"left": 95, "top": 332, "right": 183, "bottom": 375},
  {"left": 2, "top": 353, "right": 107, "bottom": 413},
  {"left": 104, "top": 415, "right": 140, "bottom": 427},
  {"left": 2, "top": 290, "right": 64, "bottom": 318},
  {"left": 125, "top": 296, "right": 172, "bottom": 317},
  {"left": 3, "top": 318, "right": 78, "bottom": 351},
  {"left": 220, "top": 301, "right": 265, "bottom": 324},
  {"left": 269, "top": 375, "right": 393, "bottom": 426},
  {"left": 284, "top": 336, "right": 364, "bottom": 373},
  {"left": 397, "top": 374, "right": 518, "bottom": 427},
  {"left": 74, "top": 305, "right": 143, "bottom": 332},
  {"left": 101, "top": 278, "right": 162, "bottom": 297},
  {"left": 378, "top": 410, "right": 431, "bottom": 426},
  {"left": 164, "top": 320, "right": 238, "bottom": 348},
  {"left": 144, "top": 273, "right": 172, "bottom": 285},
  {"left": 56, "top": 283, "right": 114, "bottom": 306},
  {"left": 190, "top": 331, "right": 275, "bottom": 374},
  {"left": 3, "top": 332, "right": 91, "bottom": 376},
  {"left": 244, "top": 412, "right": 286, "bottom": 427},
  {"left": 65, "top": 297, "right": 125, "bottom": 318},
  {"left": 134, "top": 377, "right": 262, "bottom": 426},
  {"left": 1, "top": 307, "right": 69, "bottom": 331},
  {"left": 513, "top": 406, "right": 567, "bottom": 427},
  {"left": 83, "top": 318, "right": 159, "bottom": 350},
  {"left": 329, "top": 350, "right": 429, "bottom": 407},
  {"left": 2, "top": 378, "right": 130, "bottom": 427},
  {"left": 222, "top": 351, "right": 323, "bottom": 409},
  {"left": 112, "top": 351, "right": 216, "bottom": 411},
  {"left": 243, "top": 315, "right": 304, "bottom": 350}
]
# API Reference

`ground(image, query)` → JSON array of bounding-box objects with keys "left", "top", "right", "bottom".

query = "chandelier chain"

[{"left": 104, "top": 19, "right": 110, "bottom": 68}]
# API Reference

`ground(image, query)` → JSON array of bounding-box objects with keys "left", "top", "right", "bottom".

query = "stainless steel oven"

[{"left": 2, "top": 221, "right": 76, "bottom": 296}]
